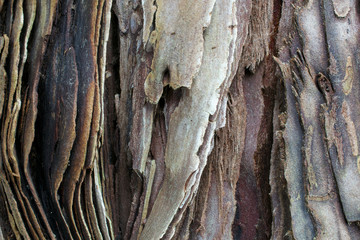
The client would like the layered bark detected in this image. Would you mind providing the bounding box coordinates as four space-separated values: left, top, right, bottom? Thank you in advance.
0 0 360 239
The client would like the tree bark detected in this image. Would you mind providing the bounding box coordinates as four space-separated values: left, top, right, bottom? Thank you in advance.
0 0 359 239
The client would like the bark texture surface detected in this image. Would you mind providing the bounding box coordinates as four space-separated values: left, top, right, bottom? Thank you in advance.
1 0 360 239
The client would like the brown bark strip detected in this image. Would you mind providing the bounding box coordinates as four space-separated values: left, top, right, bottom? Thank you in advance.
0 175 30 240
20 0 58 237
0 35 9 124
74 171 92 239
112 0 143 234
0 1 51 239
85 173 103 240
96 1 114 239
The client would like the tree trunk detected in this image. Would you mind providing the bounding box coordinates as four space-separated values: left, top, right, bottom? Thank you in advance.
0 0 359 239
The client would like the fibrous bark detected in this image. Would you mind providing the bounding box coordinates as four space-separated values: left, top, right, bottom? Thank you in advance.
1 0 360 239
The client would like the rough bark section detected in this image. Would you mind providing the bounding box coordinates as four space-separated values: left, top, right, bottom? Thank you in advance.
269 80 292 240
0 1 48 239
242 0 272 72
322 0 360 222
0 1 113 239
3 0 360 239
136 0 239 238
171 0 250 238
236 63 268 240
188 72 246 240
111 0 161 238
101 12 121 238
271 1 315 239
110 2 137 236
230 0 276 239
272 0 360 239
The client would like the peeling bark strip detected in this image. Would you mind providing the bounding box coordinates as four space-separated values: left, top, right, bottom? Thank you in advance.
139 0 238 238
143 0 216 104
0 0 113 239
2 0 360 239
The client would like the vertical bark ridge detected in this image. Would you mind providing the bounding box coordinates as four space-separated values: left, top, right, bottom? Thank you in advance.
0 1 47 239
271 0 360 239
